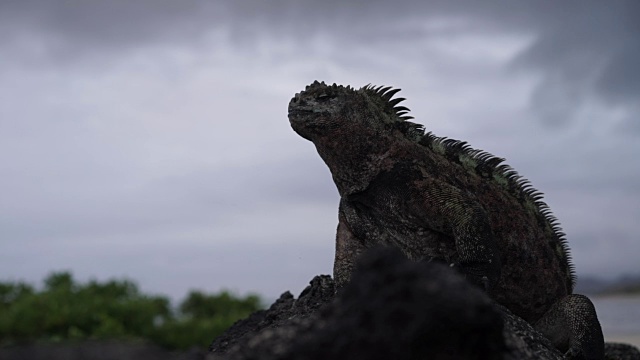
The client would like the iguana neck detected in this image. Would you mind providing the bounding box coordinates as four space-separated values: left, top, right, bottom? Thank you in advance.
314 130 395 197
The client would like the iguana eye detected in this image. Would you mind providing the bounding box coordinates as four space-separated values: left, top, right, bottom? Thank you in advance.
317 93 332 102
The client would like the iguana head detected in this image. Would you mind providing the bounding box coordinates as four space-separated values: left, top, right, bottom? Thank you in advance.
288 80 420 142
288 81 422 195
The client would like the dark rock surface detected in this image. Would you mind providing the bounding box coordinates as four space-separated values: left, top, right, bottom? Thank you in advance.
604 343 640 360
210 247 640 359
0 340 205 360
211 247 504 360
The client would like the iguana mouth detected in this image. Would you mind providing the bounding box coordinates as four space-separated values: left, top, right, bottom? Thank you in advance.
287 102 313 115
287 104 313 123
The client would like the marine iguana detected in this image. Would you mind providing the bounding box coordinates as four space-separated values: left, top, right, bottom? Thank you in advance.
288 81 605 359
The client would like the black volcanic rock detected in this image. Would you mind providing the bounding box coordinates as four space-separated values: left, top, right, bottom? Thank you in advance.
209 247 587 360
0 340 205 360
209 247 640 359
604 343 640 360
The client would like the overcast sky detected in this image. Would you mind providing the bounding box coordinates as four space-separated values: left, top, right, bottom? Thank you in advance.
1 0 638 302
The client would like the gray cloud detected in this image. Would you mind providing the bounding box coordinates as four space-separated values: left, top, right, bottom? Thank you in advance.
0 1 222 46
4 1 637 128
596 45 640 104
507 1 640 128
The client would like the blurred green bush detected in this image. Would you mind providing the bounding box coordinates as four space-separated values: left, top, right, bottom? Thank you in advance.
0 272 262 350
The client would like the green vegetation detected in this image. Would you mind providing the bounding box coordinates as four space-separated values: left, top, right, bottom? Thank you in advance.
0 272 262 350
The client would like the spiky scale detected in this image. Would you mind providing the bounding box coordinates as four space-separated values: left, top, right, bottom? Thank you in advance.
378 86 393 96
389 97 406 106
384 88 402 99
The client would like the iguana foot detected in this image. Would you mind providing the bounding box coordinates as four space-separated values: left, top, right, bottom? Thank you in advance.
534 294 604 360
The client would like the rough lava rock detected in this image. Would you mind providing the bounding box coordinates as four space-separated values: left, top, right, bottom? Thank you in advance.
0 340 205 360
210 247 639 359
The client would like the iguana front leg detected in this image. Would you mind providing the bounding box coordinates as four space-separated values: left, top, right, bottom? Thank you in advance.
534 294 604 360
407 175 502 290
334 204 368 287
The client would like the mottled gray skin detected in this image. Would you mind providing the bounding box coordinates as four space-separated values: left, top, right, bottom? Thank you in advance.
288 81 605 359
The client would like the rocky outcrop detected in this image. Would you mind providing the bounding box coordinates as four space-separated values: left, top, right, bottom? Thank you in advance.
210 247 640 359
0 340 205 360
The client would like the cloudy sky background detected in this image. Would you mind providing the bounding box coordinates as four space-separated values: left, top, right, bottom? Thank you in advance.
1 0 638 302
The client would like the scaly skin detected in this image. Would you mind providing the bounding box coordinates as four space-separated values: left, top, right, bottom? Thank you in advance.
288 81 604 359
